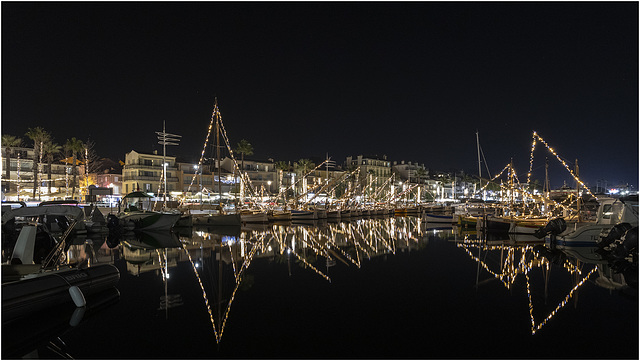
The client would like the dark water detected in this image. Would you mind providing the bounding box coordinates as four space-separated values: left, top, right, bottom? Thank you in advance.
3 217 638 359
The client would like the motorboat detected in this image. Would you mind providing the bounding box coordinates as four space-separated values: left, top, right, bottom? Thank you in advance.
117 191 181 231
1 205 120 322
38 200 108 234
547 197 638 246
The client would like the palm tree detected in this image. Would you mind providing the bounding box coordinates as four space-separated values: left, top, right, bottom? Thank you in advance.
414 167 427 184
236 139 254 173
294 159 314 175
64 137 84 199
43 140 62 195
274 161 290 203
2 134 22 193
25 127 50 199
294 159 314 198
235 139 253 203
274 160 289 188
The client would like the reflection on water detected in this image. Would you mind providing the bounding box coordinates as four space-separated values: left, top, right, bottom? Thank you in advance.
456 232 600 335
179 217 430 343
34 216 636 358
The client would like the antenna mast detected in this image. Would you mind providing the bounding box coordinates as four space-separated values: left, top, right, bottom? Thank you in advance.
156 120 181 208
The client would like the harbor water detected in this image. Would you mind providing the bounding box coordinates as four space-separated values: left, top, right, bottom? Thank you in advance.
3 217 638 359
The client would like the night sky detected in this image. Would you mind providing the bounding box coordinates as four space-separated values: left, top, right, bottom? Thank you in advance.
2 2 638 189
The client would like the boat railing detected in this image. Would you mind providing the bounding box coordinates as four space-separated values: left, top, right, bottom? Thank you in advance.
41 218 79 269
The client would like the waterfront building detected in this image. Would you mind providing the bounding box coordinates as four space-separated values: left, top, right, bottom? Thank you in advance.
178 158 238 199
345 155 391 186
177 160 215 195
306 156 346 200
221 157 276 194
392 160 428 184
123 150 244 202
1 145 85 201
95 159 123 195
122 150 180 197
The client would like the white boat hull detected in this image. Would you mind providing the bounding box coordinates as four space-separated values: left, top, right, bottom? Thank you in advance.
423 213 455 223
118 211 180 231
192 213 241 226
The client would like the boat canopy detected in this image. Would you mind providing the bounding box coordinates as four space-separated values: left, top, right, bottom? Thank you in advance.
1 205 85 225
123 191 152 199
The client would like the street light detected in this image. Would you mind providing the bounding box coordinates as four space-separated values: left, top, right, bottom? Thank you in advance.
194 164 202 204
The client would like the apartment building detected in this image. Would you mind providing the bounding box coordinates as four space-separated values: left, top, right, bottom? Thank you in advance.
1 145 84 201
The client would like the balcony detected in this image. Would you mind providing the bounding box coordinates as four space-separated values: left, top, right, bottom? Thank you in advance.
126 175 179 182
124 164 178 171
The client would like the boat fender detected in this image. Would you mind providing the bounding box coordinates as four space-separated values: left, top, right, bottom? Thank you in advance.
70 306 86 327
69 285 86 307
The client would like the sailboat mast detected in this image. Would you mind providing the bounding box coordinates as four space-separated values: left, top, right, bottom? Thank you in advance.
544 157 550 197
163 120 167 207
476 131 482 183
216 100 222 211
575 159 581 222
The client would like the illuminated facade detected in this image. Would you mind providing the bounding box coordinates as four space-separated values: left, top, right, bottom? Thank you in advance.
1 145 85 201
220 157 276 193
96 172 122 196
123 150 242 198
345 155 391 187
392 160 428 183
122 150 179 196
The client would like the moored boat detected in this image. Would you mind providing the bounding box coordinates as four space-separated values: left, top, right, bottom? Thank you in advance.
548 197 638 246
240 210 269 223
268 209 292 222
326 209 341 220
458 215 479 228
291 209 318 221
424 213 455 224
192 211 242 226
315 208 328 219
509 218 549 235
555 197 638 245
117 191 180 231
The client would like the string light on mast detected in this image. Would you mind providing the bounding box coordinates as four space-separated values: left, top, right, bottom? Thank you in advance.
528 131 597 200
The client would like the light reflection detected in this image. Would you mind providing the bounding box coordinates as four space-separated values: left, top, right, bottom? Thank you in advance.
455 232 600 335
91 214 619 345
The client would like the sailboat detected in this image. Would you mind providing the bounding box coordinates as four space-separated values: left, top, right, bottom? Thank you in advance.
190 99 241 226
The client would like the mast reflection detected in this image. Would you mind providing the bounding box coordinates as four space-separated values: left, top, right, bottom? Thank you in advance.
174 217 430 343
455 231 606 335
